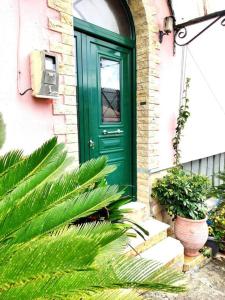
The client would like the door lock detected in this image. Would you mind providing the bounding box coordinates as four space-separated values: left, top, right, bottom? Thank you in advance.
89 139 95 149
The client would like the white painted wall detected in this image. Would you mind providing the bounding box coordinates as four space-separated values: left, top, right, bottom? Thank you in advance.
157 0 225 169
180 20 225 163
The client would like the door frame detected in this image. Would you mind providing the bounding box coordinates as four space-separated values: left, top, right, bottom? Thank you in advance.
73 5 137 198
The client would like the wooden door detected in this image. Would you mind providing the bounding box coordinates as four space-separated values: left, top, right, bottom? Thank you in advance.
75 31 134 196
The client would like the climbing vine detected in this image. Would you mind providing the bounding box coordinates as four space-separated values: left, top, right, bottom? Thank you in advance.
172 78 191 166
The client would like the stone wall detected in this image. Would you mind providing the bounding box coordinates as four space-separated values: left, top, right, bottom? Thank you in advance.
47 0 79 166
128 0 161 217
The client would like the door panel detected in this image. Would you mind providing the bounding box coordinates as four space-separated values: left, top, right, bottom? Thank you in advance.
76 32 133 196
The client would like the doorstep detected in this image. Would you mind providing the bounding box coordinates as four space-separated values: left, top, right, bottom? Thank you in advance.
126 218 169 255
140 237 184 271
183 247 212 272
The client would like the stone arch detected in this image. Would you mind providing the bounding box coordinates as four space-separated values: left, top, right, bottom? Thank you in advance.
128 0 160 216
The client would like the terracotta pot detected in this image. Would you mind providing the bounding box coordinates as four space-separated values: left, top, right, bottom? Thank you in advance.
174 215 208 257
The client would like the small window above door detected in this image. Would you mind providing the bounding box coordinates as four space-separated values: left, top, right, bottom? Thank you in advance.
73 0 131 37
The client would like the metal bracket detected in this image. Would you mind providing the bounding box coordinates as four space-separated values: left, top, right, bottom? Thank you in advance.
159 30 169 43
174 10 225 46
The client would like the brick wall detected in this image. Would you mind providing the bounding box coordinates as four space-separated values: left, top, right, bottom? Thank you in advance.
47 0 79 166
129 0 161 216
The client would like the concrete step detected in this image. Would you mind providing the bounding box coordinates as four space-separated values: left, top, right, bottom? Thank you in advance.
122 202 148 222
140 237 184 271
183 247 212 272
127 218 169 256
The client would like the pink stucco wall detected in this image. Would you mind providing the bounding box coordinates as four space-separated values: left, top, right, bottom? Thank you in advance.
0 0 58 154
153 0 182 169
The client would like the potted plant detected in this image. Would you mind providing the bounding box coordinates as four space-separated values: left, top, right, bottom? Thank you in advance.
152 167 211 257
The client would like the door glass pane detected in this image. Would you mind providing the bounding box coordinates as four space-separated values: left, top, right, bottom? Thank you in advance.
73 0 131 37
100 59 120 123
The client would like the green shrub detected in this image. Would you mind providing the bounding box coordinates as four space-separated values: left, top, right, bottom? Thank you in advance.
209 202 225 251
209 171 225 251
152 167 211 220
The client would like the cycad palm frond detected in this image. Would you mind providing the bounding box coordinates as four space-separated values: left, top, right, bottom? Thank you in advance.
0 144 115 245
0 139 186 299
0 253 185 299
0 139 68 215
0 138 58 195
78 290 141 300
0 113 5 150
0 185 124 245
0 150 23 175
0 223 127 285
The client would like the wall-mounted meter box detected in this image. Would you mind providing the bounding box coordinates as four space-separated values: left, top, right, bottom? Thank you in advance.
30 50 59 99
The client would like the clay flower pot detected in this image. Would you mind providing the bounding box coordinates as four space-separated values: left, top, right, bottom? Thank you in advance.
174 216 208 257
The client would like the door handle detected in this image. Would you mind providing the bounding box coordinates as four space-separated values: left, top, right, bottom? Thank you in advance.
102 129 124 135
89 139 95 149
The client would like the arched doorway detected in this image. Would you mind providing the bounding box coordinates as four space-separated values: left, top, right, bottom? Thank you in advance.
73 0 136 197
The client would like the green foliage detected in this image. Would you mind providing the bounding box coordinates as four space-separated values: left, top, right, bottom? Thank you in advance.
199 246 211 258
172 78 191 166
209 172 225 251
0 113 6 149
209 201 225 251
0 138 186 299
74 175 149 239
155 78 210 221
211 171 225 198
152 167 211 220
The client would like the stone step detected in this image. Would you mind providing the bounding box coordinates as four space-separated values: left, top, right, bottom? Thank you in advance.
140 237 184 271
126 218 169 256
122 202 148 222
183 247 212 272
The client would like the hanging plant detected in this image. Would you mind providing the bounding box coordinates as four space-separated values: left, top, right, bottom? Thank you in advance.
172 78 191 166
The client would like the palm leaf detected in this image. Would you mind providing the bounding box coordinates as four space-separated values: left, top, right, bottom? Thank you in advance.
0 139 186 299
66 290 142 300
108 198 149 238
0 156 116 241
69 222 128 248
0 255 185 299
0 113 5 149
3 186 123 244
84 290 142 300
0 142 68 217
0 138 58 197
0 222 126 268
0 236 97 286
0 150 23 175
0 222 126 284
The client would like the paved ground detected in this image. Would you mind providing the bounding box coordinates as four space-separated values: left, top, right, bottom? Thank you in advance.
145 255 225 300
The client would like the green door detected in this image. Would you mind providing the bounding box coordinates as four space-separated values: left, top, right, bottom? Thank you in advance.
75 31 134 196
